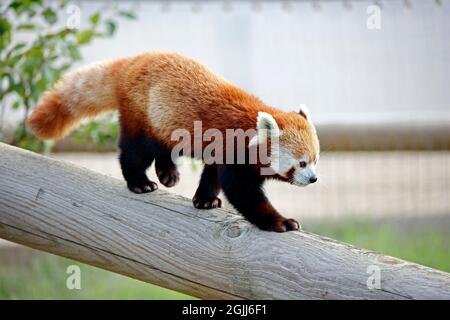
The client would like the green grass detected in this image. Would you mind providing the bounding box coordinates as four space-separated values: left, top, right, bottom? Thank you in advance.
307 216 450 273
0 216 448 299
0 254 195 300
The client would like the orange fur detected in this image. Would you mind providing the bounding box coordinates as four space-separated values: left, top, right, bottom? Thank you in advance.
28 58 127 140
28 52 318 162
27 90 75 140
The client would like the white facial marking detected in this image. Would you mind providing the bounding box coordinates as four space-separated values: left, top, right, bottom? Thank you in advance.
271 148 318 186
273 146 296 176
289 155 317 186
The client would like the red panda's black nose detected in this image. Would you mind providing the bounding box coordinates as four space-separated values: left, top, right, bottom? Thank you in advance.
309 176 318 184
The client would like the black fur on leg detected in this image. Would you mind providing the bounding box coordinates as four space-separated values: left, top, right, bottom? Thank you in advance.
155 150 180 188
219 164 300 232
119 135 163 194
193 164 222 209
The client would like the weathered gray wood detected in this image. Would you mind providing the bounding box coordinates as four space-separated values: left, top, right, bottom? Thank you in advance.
0 142 449 299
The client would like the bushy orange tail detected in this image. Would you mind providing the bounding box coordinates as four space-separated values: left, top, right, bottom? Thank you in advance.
27 90 78 140
28 58 127 140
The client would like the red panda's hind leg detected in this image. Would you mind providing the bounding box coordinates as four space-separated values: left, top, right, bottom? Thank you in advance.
119 136 160 193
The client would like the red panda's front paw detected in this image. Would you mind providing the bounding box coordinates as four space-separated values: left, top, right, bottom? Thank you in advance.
127 181 158 194
156 168 180 188
281 218 301 232
258 217 301 232
192 195 222 209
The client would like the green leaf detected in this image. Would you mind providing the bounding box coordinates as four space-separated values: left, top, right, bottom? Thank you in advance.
27 8 37 18
11 101 20 110
43 8 57 25
44 28 72 40
15 82 26 96
35 74 48 92
89 13 101 26
5 43 27 59
105 20 116 36
76 29 95 44
118 10 137 20
16 24 36 30
9 0 43 16
27 45 44 60
21 57 40 75
9 0 25 13
59 0 69 8
0 17 12 50
67 43 81 60
0 17 12 35
59 63 72 73
42 65 59 86
6 52 23 66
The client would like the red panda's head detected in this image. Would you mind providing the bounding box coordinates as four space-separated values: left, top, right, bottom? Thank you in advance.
249 107 320 186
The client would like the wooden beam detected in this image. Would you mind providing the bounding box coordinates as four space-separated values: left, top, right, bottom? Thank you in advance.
0 143 449 299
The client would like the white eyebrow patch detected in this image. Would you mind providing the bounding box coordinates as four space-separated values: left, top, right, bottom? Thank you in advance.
298 155 310 165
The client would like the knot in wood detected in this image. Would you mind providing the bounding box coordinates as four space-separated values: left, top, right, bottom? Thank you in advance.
226 223 242 238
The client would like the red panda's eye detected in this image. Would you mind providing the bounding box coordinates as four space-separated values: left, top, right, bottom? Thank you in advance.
299 161 307 168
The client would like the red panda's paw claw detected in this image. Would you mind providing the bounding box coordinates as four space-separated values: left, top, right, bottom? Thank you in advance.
192 195 222 209
128 181 158 194
264 217 301 233
156 169 180 188
284 218 301 231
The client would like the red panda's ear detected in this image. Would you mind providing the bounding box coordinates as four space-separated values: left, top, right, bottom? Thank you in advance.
298 104 311 121
299 109 308 119
249 112 280 147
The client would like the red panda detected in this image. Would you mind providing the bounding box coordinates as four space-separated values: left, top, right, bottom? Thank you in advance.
28 52 320 232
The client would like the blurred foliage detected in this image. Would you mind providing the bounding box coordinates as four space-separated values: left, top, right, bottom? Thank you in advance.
0 253 195 299
72 113 119 147
0 0 136 152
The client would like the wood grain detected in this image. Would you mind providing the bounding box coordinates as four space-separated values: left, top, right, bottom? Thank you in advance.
0 142 449 299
